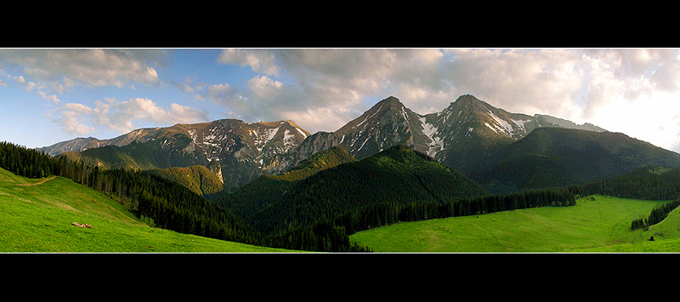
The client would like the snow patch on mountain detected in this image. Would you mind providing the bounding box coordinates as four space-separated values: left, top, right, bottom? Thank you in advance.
511 118 529 132
251 126 280 153
283 129 296 148
356 104 383 129
399 105 409 121
266 126 279 143
484 122 499 134
296 127 308 138
357 136 370 152
487 110 514 135
419 116 443 157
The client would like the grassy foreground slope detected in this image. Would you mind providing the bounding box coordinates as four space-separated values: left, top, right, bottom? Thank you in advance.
0 168 290 253
350 195 678 252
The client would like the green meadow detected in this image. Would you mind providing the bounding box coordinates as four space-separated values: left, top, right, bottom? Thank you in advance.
350 195 680 252
0 168 293 253
5 163 680 253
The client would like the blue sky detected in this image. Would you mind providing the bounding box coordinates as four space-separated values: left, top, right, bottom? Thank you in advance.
2 48 680 153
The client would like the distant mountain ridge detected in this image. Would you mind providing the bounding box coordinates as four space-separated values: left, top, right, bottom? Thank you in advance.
38 119 310 189
37 94 680 193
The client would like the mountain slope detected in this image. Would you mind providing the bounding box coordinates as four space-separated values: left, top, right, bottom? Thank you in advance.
228 145 490 233
334 96 423 159
263 96 425 174
39 119 311 190
219 146 357 222
150 165 224 196
478 128 680 193
414 95 608 178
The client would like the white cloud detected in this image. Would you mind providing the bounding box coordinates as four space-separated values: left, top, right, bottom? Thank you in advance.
52 103 95 135
38 91 60 104
0 49 164 88
206 83 251 116
12 75 40 91
247 75 283 100
91 97 208 132
443 49 586 119
207 83 232 96
217 49 280 76
279 107 355 136
170 75 205 94
51 98 208 135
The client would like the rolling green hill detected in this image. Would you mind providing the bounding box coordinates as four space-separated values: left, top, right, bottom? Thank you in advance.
0 167 292 252
349 195 676 252
218 146 358 225
577 201 680 252
223 145 490 234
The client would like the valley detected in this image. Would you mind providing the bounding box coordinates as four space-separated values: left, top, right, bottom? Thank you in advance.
349 195 680 252
5 94 680 253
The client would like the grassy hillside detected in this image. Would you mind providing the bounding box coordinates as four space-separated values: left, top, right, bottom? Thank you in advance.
577 202 680 252
350 195 676 252
0 167 292 252
150 165 224 196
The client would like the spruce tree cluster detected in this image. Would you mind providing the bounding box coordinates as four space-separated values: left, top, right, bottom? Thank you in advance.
630 199 680 230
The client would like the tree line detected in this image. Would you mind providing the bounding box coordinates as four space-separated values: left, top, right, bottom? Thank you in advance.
264 187 576 252
630 199 680 230
565 166 680 231
336 187 576 235
566 167 680 201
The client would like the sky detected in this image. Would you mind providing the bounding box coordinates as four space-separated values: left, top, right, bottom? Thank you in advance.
2 48 680 153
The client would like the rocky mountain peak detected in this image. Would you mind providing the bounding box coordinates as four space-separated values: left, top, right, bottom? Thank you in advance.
449 94 485 109
378 95 404 107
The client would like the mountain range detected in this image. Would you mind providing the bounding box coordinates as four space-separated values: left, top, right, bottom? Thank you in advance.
41 119 310 189
37 94 680 193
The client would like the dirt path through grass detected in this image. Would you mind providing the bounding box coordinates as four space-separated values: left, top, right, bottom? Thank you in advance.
15 176 56 187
